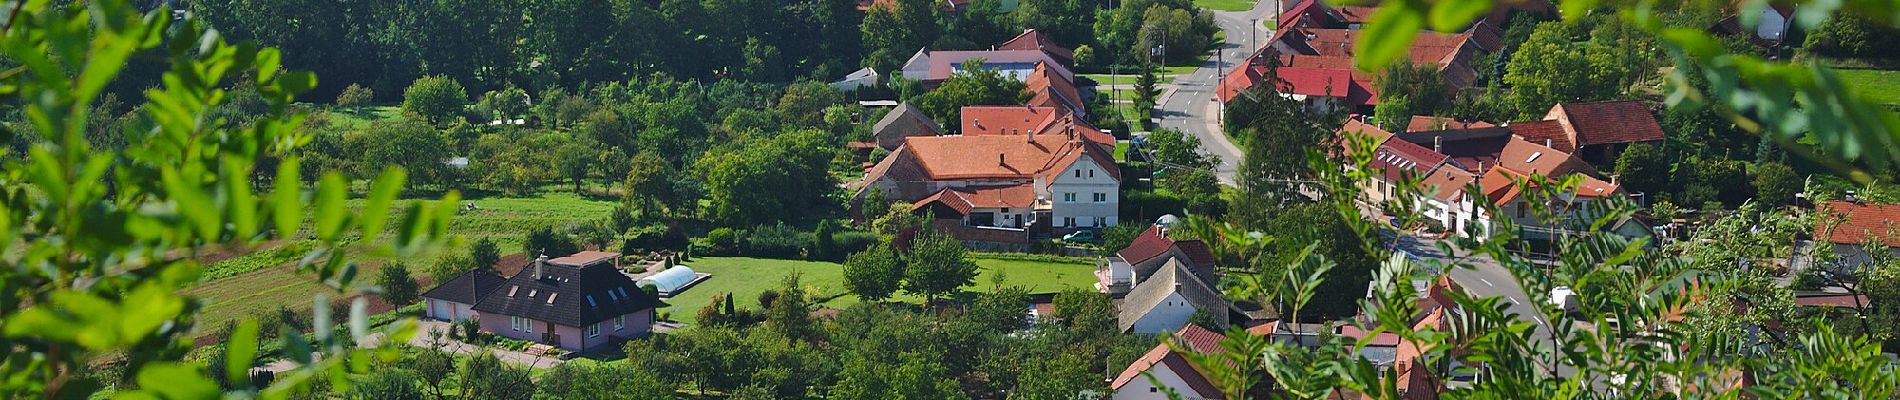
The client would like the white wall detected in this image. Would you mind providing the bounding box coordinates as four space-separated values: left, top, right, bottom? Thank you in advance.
426 300 476 322
967 206 1031 228
1129 292 1196 334
1050 156 1120 228
1113 361 1219 400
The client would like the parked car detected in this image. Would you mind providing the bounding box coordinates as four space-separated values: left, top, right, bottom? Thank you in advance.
1061 230 1096 244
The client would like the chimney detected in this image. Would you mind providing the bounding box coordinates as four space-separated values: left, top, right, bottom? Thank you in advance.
1545 138 1552 148
1027 126 1035 141
975 119 982 131
1433 136 1443 153
999 153 1007 165
533 254 548 279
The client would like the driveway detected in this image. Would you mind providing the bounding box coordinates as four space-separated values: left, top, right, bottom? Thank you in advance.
1157 0 1276 185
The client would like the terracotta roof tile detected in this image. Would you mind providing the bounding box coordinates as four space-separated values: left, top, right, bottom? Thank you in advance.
998 29 1075 66
1406 116 1494 133
910 184 1038 216
895 134 1120 183
1109 324 1229 397
962 106 1061 136
1816 201 1900 246
1507 120 1573 152
1371 138 1450 182
1419 166 1478 202
1549 101 1665 146
1118 226 1177 266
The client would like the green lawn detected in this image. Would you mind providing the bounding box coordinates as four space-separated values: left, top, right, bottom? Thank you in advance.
192 193 620 334
1097 87 1139 102
1193 0 1252 10
320 105 405 129
1835 68 1900 108
658 255 1098 325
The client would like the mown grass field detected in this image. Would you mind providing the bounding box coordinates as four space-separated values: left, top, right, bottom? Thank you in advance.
1835 68 1900 108
1194 0 1254 12
658 255 1099 325
191 193 621 334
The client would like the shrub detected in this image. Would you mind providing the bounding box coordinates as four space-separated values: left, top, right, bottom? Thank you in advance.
833 231 880 255
706 227 742 255
742 223 812 259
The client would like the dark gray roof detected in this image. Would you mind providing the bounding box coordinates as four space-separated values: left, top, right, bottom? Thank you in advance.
1118 259 1232 331
471 258 656 327
420 270 508 305
873 103 942 150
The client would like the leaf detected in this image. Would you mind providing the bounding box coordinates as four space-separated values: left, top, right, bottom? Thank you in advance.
224 156 258 241
225 318 260 387
1427 0 1491 32
314 172 347 241
272 157 302 238
1355 2 1424 72
132 363 220 400
357 167 406 242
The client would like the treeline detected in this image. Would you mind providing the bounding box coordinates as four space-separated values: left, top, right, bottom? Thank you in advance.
187 0 863 100
861 0 1220 72
302 278 1150 400
295 76 862 226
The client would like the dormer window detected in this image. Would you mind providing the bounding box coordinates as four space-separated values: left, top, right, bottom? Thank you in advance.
1526 152 1542 163
608 289 619 301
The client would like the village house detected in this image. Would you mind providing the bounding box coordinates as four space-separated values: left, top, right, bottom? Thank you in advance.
901 48 1074 86
423 251 660 353
1117 259 1234 334
1338 101 1662 242
1109 324 1231 399
421 269 508 322
1099 225 1218 297
1798 200 1900 275
871 103 943 151
857 133 1121 241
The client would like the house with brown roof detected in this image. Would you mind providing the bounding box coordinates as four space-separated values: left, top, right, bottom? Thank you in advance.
1100 225 1219 296
1109 324 1231 399
421 269 507 322
900 48 1074 86
872 103 943 151
1117 258 1235 334
858 133 1122 239
457 251 659 352
1531 101 1666 166
998 29 1075 66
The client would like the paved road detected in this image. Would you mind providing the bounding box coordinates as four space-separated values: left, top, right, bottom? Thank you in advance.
1155 0 1273 185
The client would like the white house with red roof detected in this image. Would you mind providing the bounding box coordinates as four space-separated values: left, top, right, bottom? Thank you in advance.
1100 225 1219 296
1110 324 1230 399
1337 101 1660 241
857 133 1121 241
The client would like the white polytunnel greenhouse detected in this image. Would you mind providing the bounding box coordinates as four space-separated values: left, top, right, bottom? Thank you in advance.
638 266 700 297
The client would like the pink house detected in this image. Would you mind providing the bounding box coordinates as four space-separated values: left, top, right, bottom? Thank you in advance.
452 251 657 352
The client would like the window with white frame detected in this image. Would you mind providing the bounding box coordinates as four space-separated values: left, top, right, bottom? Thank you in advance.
615 315 626 330
510 316 522 331
1092 193 1106 202
587 323 601 338
1063 192 1075 202
1063 217 1075 226
1094 217 1106 226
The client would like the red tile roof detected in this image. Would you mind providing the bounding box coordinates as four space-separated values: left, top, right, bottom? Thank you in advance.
1794 293 1871 308
1118 226 1178 266
1371 137 1450 182
893 134 1121 183
1815 201 1900 246
1109 324 1227 398
1507 120 1574 152
998 29 1075 66
1024 61 1084 115
1406 116 1494 132
909 184 1038 216
1419 166 1478 202
959 105 1115 146
962 106 1061 136
1335 325 1402 346
1548 101 1665 146
1338 118 1397 157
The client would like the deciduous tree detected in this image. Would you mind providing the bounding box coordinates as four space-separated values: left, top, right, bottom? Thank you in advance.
402 75 469 124
844 243 905 301
902 230 977 304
